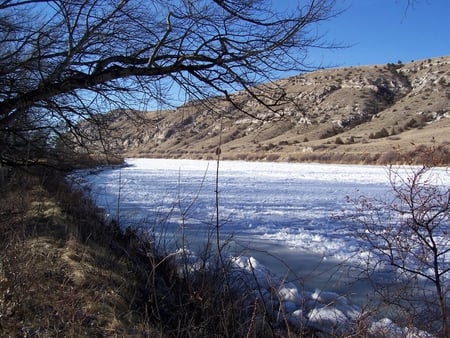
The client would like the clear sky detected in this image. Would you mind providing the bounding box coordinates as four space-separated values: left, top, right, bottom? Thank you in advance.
303 0 450 68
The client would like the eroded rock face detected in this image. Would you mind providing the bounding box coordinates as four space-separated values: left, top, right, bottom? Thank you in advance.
77 56 450 163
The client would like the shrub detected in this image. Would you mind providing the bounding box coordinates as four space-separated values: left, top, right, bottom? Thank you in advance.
335 137 344 145
320 126 342 139
369 127 389 139
265 153 280 161
377 150 402 164
347 165 450 336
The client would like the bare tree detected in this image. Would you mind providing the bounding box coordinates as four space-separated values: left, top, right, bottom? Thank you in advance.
348 164 450 336
0 0 337 167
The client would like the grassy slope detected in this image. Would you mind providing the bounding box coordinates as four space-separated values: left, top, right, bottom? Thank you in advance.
0 168 157 336
83 56 450 165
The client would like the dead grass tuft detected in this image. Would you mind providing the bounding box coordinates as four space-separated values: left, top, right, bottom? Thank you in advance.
0 168 151 336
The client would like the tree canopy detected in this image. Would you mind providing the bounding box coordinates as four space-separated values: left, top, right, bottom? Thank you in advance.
0 0 337 167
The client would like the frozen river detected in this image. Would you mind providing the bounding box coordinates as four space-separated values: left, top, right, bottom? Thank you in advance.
73 158 421 300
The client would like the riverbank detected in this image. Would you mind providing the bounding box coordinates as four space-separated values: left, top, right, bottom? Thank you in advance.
0 167 154 335
0 167 319 336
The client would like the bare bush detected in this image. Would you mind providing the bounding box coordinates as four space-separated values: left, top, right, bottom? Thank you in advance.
347 165 450 336
377 150 403 164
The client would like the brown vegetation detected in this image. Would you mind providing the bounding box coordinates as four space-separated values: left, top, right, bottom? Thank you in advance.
0 167 317 337
0 168 150 336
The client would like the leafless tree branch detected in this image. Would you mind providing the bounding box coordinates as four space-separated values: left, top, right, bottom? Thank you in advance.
0 0 338 166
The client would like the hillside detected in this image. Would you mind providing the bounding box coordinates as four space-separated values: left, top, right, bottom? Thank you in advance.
81 56 450 165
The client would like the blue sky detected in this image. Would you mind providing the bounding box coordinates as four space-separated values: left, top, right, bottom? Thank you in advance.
303 0 450 67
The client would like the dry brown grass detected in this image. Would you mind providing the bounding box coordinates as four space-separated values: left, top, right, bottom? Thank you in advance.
0 168 154 336
0 167 317 337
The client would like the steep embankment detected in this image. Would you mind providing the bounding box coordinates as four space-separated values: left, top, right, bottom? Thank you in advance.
81 56 450 164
